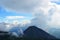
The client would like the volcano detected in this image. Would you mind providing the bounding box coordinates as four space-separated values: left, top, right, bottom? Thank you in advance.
23 26 57 40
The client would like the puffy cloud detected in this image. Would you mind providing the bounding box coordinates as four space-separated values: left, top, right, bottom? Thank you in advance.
49 13 60 26
21 20 31 26
0 0 49 27
0 0 59 27
49 3 60 28
31 13 47 29
12 20 21 25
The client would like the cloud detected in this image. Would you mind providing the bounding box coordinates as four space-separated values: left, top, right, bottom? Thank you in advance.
0 0 49 13
48 3 60 27
12 20 21 25
0 0 60 30
21 20 31 26
2 16 26 24
28 0 60 30
0 0 49 26
0 0 59 27
6 16 25 19
31 13 47 29
0 0 54 28
0 22 12 31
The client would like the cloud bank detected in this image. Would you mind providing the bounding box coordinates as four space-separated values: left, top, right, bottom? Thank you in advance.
48 3 60 27
0 0 49 28
0 0 60 31
0 0 49 13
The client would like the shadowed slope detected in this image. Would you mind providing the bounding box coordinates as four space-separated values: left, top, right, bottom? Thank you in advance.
23 26 57 40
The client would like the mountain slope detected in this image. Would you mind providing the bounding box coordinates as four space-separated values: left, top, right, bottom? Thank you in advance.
23 26 57 40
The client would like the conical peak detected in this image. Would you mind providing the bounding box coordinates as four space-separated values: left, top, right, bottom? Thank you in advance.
28 26 37 28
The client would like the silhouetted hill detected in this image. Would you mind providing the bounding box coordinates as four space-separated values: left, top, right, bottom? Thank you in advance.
0 31 9 36
23 26 57 40
0 31 8 33
0 31 20 40
0 31 10 40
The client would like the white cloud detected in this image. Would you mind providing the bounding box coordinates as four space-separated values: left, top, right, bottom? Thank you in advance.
48 3 60 27
2 16 26 24
0 0 52 28
6 16 25 19
0 0 49 28
21 20 31 25
31 13 47 28
48 4 60 29
12 20 20 25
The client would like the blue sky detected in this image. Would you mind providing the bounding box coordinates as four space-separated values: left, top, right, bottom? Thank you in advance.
0 7 32 23
0 7 32 17
51 0 60 5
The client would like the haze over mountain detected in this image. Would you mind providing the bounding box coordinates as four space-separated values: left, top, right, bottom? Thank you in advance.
0 22 60 38
48 28 60 38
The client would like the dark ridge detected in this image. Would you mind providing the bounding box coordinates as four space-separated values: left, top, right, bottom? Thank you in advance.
0 31 9 36
23 26 57 40
0 31 8 33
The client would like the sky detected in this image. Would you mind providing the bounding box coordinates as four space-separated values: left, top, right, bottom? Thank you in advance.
0 0 60 31
0 7 32 24
0 0 60 38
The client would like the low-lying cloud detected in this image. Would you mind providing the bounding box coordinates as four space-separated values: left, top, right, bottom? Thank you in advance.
6 16 25 19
